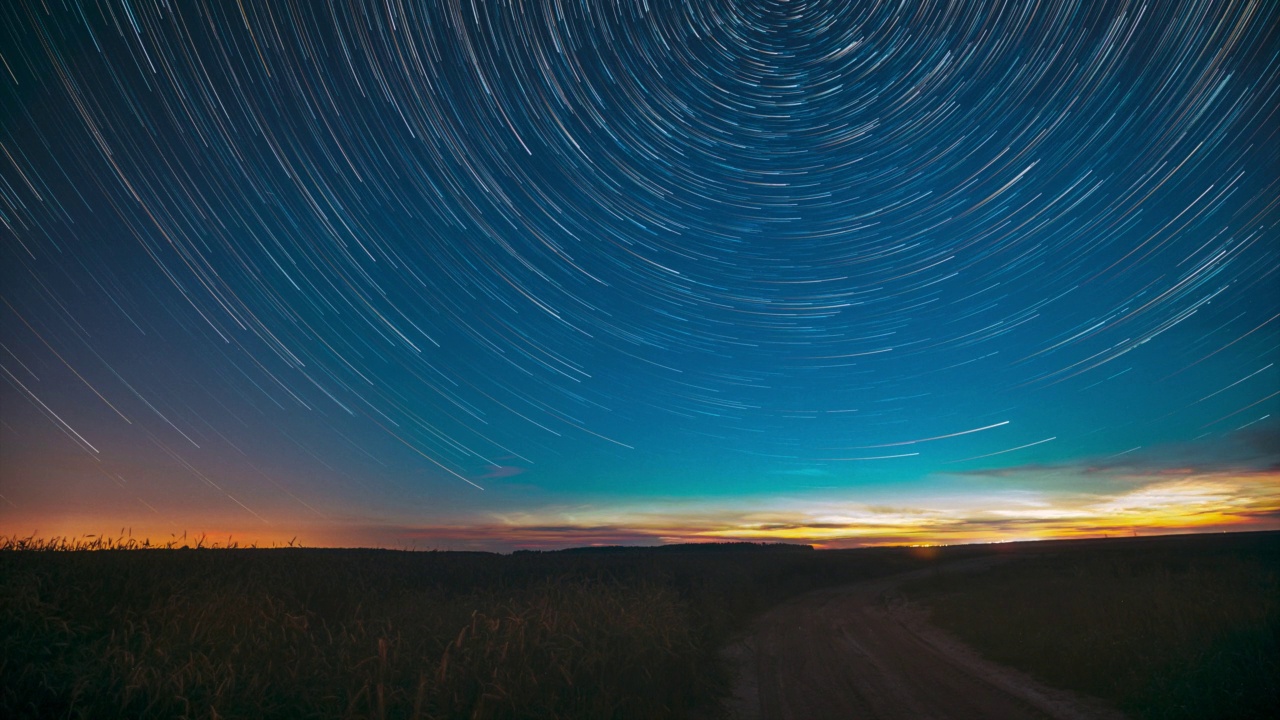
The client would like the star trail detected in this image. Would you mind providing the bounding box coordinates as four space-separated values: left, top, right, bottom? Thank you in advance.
2 0 1278 549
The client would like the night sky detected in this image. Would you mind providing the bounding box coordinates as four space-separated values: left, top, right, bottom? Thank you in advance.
2 0 1278 550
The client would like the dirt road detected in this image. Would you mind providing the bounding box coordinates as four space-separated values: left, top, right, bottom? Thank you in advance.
718 558 1126 720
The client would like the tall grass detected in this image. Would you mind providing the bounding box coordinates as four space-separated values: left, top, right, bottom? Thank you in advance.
16 532 1264 718
0 535 939 719
903 533 1280 720
0 530 298 551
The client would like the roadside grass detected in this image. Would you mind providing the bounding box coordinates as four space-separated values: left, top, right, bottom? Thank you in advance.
1 535 946 719
903 532 1280 720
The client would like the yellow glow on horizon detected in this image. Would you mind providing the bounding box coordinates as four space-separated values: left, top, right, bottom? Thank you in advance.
9 470 1278 551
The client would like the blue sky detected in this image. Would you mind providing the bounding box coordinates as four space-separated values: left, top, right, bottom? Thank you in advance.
2 0 1277 550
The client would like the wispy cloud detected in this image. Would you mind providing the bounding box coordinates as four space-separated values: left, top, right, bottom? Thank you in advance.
34 442 1277 552
473 464 527 481
357 464 1280 551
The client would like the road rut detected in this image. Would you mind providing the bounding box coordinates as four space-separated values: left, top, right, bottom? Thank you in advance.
719 559 1126 720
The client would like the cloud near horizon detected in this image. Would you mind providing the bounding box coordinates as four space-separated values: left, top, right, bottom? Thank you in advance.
9 443 1277 552
364 464 1280 551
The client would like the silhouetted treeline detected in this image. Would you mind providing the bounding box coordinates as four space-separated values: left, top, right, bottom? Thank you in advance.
518 541 814 555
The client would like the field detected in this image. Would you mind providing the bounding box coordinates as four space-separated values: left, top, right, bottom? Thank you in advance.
903 532 1280 719
0 536 957 719
2 532 1275 719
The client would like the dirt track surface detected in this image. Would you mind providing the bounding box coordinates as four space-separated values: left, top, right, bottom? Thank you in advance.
718 558 1127 720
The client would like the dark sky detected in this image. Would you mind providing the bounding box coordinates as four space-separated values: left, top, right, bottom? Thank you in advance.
1 0 1277 550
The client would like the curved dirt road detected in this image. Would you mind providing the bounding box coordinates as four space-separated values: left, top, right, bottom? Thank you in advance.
719 559 1126 720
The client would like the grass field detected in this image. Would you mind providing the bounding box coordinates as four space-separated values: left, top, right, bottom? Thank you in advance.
903 532 1280 720
4 532 1275 719
1 535 956 719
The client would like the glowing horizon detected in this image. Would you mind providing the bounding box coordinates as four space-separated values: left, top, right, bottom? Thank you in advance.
12 464 1278 552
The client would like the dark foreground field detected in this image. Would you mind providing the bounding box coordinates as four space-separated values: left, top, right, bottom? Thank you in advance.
0 537 956 719
2 532 1275 719
902 532 1279 720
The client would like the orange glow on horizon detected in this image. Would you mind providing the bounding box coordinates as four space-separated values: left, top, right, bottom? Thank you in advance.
8 470 1278 552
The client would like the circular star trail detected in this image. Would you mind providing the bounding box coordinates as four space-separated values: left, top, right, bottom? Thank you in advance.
1 0 1277 540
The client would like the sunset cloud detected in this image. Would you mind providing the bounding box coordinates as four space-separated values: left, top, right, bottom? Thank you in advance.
351 464 1280 551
